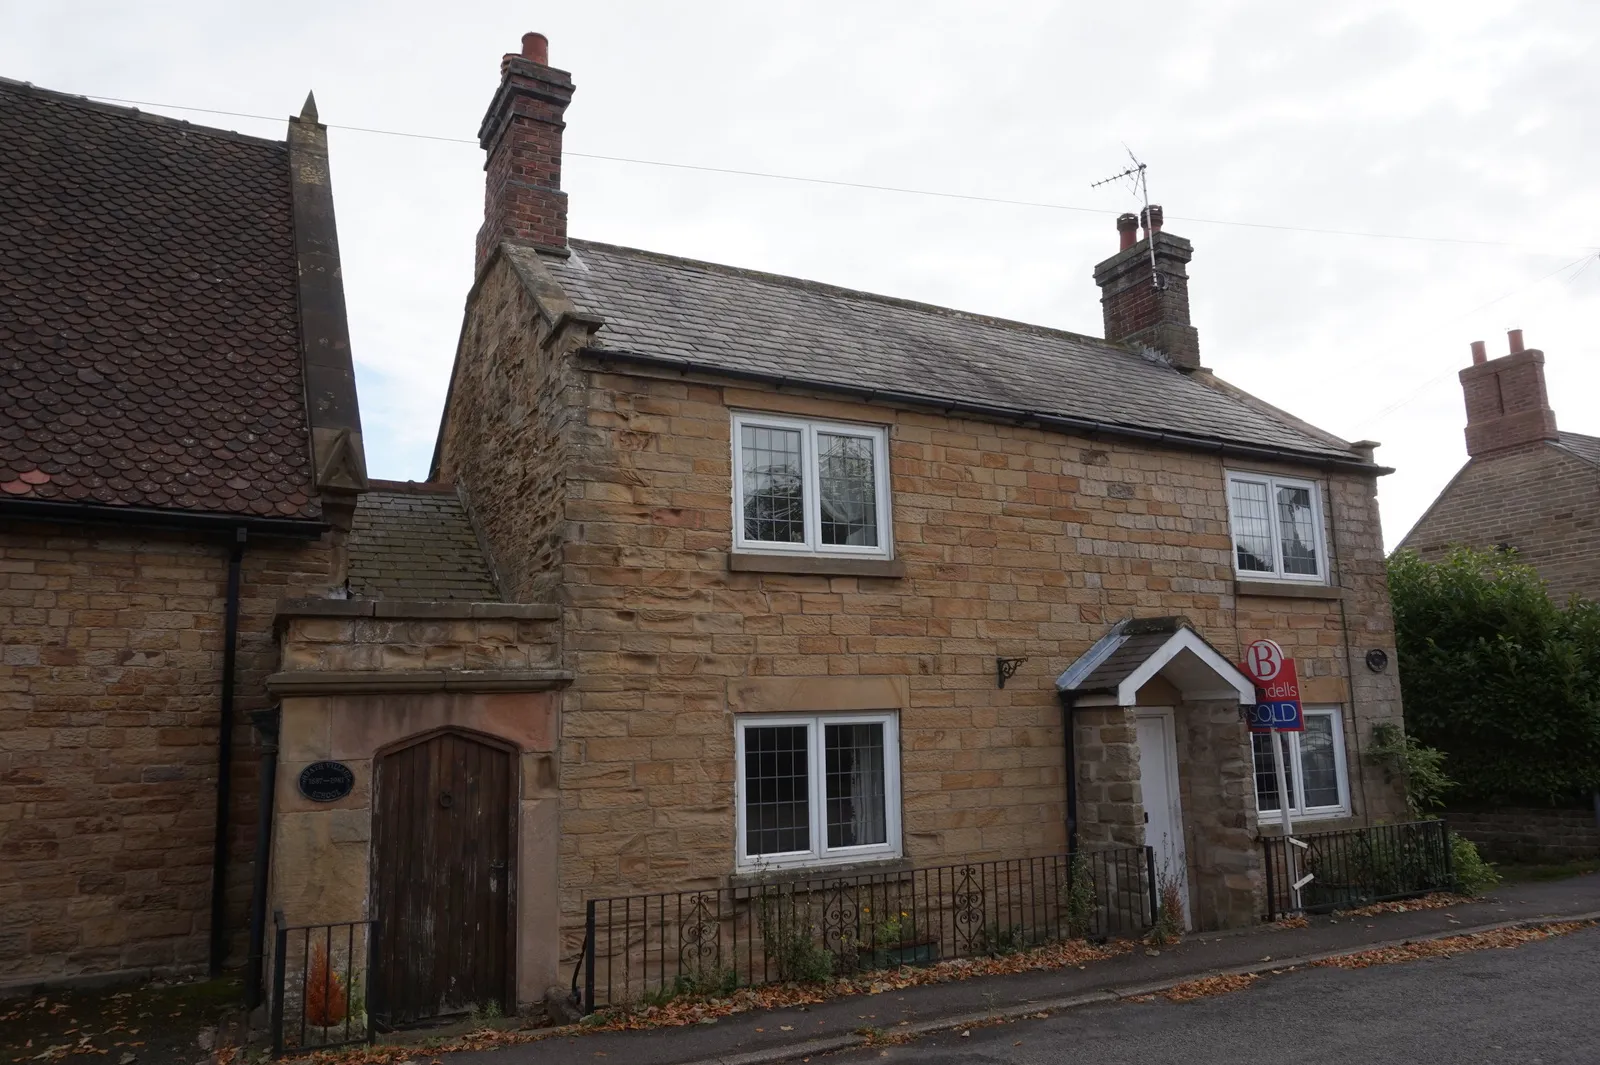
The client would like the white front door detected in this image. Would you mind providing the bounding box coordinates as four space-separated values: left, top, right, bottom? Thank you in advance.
1136 708 1190 929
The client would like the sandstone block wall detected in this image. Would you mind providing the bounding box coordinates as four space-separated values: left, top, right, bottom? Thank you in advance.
0 521 333 989
278 608 560 674
436 259 1410 947
1399 443 1600 604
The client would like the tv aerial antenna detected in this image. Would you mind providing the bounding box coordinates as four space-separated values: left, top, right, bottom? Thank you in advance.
1091 148 1162 287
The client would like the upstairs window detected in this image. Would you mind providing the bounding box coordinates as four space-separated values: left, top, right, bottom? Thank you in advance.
732 414 891 558
1225 471 1327 582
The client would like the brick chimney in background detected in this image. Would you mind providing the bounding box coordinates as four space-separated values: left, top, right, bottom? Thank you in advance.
1093 206 1201 369
1459 328 1560 457
476 32 574 270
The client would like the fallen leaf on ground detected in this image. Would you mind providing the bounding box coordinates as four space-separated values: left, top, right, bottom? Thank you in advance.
1312 920 1596 970
1158 973 1260 1002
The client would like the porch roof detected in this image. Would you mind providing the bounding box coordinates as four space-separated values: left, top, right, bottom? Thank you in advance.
1056 617 1255 705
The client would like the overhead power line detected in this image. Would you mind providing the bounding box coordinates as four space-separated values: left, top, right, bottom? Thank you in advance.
81 93 1598 254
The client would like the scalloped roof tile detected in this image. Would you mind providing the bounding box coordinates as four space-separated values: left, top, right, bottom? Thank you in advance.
0 79 319 518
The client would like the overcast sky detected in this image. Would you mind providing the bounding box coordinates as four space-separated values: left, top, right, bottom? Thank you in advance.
5 0 1596 548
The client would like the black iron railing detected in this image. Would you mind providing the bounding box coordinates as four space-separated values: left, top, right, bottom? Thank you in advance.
270 913 378 1057
1263 819 1453 920
573 846 1155 1013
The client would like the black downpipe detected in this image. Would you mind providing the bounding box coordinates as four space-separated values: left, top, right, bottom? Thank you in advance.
209 527 248 977
1058 691 1079 853
244 706 281 1009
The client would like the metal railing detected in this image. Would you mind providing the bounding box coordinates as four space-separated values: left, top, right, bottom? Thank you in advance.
1263 819 1453 920
573 846 1155 1013
270 913 378 1057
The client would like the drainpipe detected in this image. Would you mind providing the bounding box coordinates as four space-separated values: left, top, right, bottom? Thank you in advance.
1324 484 1371 824
1058 691 1079 853
209 527 248 977
244 706 281 1009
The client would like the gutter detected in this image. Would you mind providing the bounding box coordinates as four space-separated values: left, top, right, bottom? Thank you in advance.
0 498 326 539
209 527 248 977
579 347 1394 476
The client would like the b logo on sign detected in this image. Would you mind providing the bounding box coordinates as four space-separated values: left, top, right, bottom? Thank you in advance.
1244 639 1284 683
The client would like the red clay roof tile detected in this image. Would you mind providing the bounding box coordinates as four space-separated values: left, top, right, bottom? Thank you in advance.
0 80 320 519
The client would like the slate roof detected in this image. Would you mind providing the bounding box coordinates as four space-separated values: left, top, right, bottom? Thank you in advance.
1057 617 1188 694
0 79 319 518
1556 431 1600 469
346 482 499 601
543 240 1362 463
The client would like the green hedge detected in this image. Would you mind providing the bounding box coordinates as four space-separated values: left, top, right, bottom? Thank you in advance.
1387 547 1600 806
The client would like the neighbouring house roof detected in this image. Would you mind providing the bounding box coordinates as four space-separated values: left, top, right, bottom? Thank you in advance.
1555 431 1600 469
0 79 352 521
346 482 499 601
541 239 1367 466
1057 617 1254 705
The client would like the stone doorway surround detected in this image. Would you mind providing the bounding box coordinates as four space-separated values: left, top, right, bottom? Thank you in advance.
1057 617 1260 929
263 598 571 1008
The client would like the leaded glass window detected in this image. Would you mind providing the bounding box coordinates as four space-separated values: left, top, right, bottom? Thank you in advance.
1225 471 1326 581
732 414 891 558
736 714 900 869
1249 708 1349 819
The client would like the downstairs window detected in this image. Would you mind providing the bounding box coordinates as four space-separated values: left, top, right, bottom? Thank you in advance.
735 713 901 870
1251 706 1351 820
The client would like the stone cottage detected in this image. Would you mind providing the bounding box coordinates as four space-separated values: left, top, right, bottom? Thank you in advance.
264 32 1409 1015
0 81 367 991
1397 330 1600 604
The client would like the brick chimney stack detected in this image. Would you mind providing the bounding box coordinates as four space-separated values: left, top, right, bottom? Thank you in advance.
1459 328 1559 457
1092 205 1201 369
476 32 574 270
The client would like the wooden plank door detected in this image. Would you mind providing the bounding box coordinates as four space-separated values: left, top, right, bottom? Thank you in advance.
371 730 514 1026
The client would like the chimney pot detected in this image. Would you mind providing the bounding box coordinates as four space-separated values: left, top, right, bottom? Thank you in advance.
1116 213 1139 251
1507 328 1524 354
1470 340 1487 365
521 32 548 64
1141 204 1164 237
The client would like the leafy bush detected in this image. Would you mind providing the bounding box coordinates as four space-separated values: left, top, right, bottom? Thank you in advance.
1387 547 1600 806
1450 832 1501 895
757 890 835 983
1368 723 1454 817
1063 852 1097 939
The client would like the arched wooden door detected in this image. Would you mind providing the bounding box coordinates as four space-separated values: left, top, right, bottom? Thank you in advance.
371 729 515 1026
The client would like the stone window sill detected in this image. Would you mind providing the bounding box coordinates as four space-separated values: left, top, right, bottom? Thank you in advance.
727 552 905 579
727 855 913 889
1234 580 1345 601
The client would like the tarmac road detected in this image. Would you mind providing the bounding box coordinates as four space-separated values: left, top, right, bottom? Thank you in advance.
838 924 1600 1065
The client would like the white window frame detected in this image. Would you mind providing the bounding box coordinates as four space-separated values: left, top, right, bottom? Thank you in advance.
1224 470 1328 583
1252 706 1351 822
734 712 902 871
731 412 892 559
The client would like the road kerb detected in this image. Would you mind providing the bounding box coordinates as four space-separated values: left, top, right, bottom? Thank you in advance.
683 909 1600 1065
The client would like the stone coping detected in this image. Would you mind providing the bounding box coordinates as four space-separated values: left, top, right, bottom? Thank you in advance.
727 552 906 578
265 668 574 695
1233 580 1346 601
276 597 560 620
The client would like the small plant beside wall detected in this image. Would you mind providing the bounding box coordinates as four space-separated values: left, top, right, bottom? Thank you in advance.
1147 873 1185 948
757 888 835 984
1063 851 1097 939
